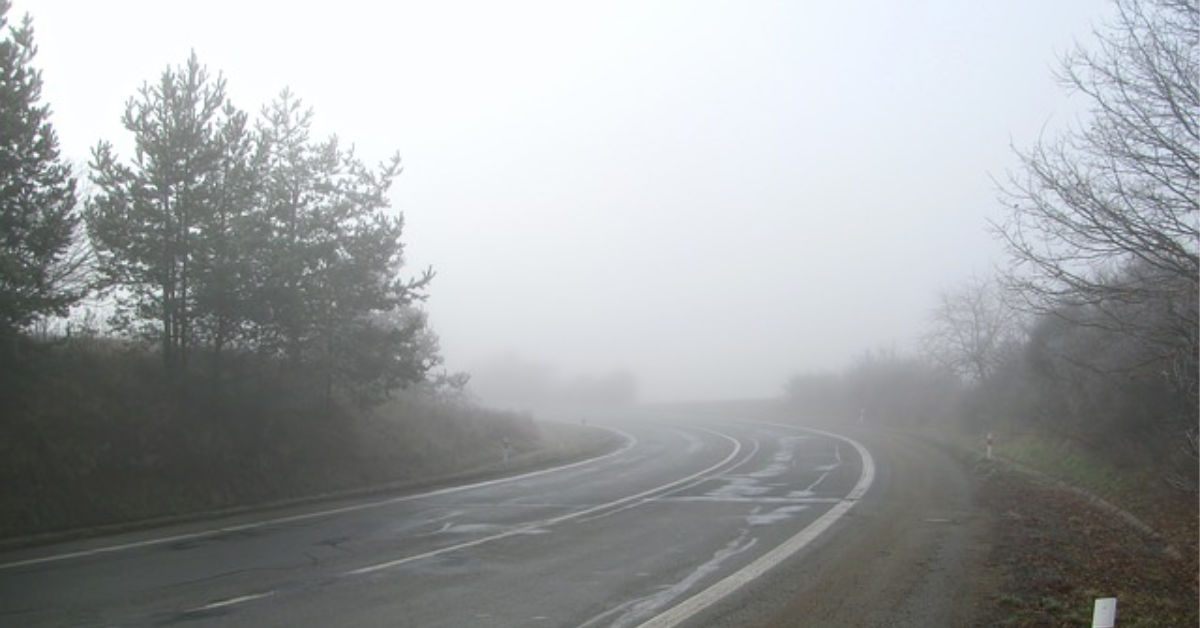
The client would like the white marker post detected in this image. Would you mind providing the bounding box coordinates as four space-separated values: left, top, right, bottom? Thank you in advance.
985 432 994 460
1092 597 1117 628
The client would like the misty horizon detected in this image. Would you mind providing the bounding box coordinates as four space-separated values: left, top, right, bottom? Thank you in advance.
23 0 1111 402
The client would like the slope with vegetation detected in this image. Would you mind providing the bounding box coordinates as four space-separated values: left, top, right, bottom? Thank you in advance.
0 1 612 542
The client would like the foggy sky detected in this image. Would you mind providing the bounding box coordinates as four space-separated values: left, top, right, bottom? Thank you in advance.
23 0 1108 402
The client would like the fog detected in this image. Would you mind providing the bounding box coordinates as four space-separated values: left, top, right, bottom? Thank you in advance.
23 0 1108 402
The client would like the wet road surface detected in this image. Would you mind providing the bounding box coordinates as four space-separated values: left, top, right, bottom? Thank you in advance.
0 410 871 627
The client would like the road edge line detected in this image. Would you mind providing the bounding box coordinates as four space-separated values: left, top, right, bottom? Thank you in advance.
637 422 875 628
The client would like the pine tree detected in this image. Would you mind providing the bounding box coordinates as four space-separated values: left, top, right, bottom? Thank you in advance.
256 90 317 363
256 90 433 400
192 103 265 364
87 53 231 373
88 62 436 398
0 1 84 335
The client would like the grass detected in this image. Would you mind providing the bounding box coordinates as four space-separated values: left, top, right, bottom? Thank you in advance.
994 431 1196 554
999 434 1140 501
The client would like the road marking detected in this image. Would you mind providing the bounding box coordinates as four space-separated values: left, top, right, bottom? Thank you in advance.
658 496 841 504
746 504 809 526
580 529 759 628
637 422 875 628
575 433 761 524
183 590 275 613
0 426 638 571
802 441 842 493
343 426 744 576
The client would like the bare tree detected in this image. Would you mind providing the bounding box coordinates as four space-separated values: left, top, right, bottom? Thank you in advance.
994 0 1197 331
994 0 1197 480
923 276 1023 383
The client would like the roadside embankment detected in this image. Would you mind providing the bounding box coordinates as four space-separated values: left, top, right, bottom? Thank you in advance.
0 389 622 550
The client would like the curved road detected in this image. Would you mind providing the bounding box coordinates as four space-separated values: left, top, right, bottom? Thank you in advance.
0 411 877 627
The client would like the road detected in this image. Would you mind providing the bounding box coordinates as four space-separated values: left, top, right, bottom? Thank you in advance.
0 410 978 628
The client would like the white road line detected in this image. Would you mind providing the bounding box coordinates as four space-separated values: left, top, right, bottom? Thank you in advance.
184 590 275 613
0 425 638 571
576 433 762 525
344 426 744 576
637 422 875 628
802 441 843 493
659 496 841 504
579 530 760 628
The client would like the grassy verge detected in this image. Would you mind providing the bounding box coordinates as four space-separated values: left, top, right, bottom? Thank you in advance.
902 423 1198 626
973 458 1198 627
905 422 1195 554
1001 434 1144 504
993 433 1197 557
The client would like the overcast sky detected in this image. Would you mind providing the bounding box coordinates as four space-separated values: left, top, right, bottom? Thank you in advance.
21 0 1109 402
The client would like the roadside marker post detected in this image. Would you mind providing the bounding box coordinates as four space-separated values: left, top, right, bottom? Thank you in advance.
985 432 994 460
1092 597 1117 628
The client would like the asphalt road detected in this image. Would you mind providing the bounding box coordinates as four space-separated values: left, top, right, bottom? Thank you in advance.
0 410 876 627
